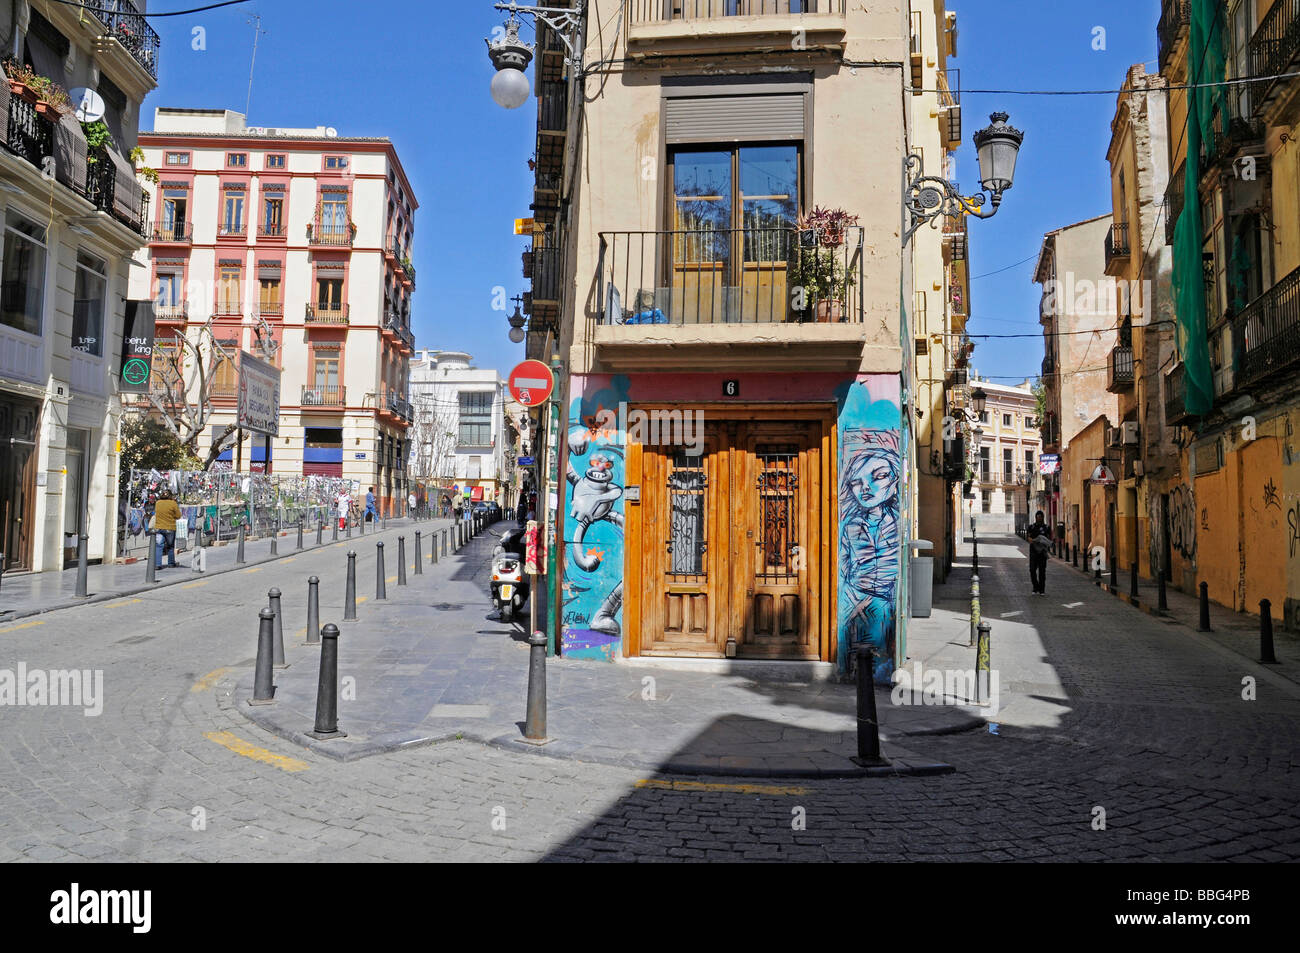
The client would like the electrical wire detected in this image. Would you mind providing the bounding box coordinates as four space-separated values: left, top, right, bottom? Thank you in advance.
969 253 1039 280
45 0 250 15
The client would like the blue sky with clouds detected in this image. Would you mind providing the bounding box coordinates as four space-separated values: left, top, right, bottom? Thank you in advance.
142 0 1163 381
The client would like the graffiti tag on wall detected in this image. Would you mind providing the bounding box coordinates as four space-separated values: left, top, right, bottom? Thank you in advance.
1168 484 1196 560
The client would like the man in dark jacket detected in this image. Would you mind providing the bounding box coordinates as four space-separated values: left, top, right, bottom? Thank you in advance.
1026 510 1051 595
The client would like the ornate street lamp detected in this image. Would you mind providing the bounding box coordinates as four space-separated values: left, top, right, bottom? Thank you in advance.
507 299 527 344
970 386 988 418
904 112 1025 245
486 3 585 110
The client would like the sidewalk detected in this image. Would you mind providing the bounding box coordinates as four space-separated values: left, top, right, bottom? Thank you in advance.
230 528 976 778
0 516 452 623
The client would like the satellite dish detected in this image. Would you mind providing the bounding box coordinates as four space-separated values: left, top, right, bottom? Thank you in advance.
69 88 105 123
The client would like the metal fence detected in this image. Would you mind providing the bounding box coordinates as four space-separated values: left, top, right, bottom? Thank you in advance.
119 469 357 559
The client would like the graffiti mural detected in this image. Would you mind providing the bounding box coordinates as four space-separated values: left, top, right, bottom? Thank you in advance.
1288 502 1300 560
1168 484 1196 560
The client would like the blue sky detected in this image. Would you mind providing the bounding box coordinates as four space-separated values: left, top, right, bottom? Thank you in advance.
142 0 1163 381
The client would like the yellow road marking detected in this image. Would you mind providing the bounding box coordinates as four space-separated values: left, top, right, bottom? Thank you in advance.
181 580 210 590
190 667 232 693
387 576 397 583
634 779 809 796
104 599 143 609
0 620 46 634
356 596 368 605
203 731 310 773
246 568 262 574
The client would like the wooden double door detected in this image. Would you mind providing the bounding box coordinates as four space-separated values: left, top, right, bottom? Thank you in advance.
627 412 830 661
0 395 40 572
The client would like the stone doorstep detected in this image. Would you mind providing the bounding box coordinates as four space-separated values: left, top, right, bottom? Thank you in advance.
615 655 839 682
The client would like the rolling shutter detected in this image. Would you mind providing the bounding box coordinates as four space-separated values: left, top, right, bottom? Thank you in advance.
665 93 805 143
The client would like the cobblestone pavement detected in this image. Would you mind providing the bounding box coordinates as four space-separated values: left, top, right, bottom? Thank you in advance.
0 531 1297 861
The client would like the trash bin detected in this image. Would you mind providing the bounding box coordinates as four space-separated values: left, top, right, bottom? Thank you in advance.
910 539 934 618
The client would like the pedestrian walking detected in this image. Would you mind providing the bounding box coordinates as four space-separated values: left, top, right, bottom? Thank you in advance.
153 489 182 570
336 490 352 531
1027 509 1051 595
365 486 378 523
408 491 416 517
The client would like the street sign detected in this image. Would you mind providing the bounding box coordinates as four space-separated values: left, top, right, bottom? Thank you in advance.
514 218 535 235
237 350 282 437
117 300 155 394
1090 463 1117 484
518 456 536 466
507 360 555 407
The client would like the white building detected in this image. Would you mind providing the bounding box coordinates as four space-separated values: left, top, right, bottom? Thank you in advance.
965 378 1042 531
408 350 510 510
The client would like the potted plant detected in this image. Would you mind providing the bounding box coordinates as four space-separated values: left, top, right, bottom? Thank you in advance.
29 75 70 119
787 236 856 322
3 59 37 102
82 120 113 164
798 206 860 248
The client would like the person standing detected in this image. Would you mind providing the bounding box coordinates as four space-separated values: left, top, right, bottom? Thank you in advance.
153 490 182 570
336 491 352 531
407 491 416 517
1027 509 1051 595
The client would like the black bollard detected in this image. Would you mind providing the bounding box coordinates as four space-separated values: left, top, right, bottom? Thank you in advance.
306 576 321 646
972 536 979 574
250 607 276 705
414 531 423 575
1072 543 1078 568
146 533 157 583
397 537 407 586
317 517 323 546
332 518 338 542
1109 557 1117 589
433 531 440 564
1158 571 1168 611
297 518 304 550
853 645 887 766
1198 581 1212 631
237 524 246 563
75 534 89 598
269 587 286 669
346 517 352 539
523 629 549 742
308 623 347 739
0 551 4 595
442 529 447 557
376 542 387 600
1260 599 1277 664
1130 562 1139 599
344 551 357 621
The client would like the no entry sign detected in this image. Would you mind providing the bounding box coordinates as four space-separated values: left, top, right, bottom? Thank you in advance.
508 360 554 407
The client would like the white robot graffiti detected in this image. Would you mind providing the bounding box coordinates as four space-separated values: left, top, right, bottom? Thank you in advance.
567 429 623 572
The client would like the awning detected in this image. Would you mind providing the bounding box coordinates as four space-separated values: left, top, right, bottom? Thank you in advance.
104 145 143 223
54 112 88 194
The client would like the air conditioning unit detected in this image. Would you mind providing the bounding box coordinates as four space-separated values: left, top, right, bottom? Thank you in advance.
1121 421 1141 445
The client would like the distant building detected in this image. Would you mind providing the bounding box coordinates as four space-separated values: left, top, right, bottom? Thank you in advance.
128 108 418 515
964 379 1042 532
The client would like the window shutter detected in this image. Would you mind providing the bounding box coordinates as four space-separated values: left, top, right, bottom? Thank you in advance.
665 93 805 143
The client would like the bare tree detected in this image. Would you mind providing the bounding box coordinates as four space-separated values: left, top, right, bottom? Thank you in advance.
411 391 458 487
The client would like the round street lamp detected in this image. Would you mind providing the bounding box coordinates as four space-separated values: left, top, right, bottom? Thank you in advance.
971 386 988 418
486 16 534 110
972 112 1025 210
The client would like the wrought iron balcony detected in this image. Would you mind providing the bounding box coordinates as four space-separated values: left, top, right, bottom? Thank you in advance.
1164 362 1193 425
630 0 845 24
217 221 247 239
301 384 346 408
1250 0 1300 117
305 303 350 325
1200 97 1265 170
942 214 967 261
1107 344 1135 392
1165 162 1185 246
1041 353 1056 378
1157 0 1190 72
257 222 286 239
155 303 188 323
151 221 192 243
1104 222 1131 275
532 245 562 304
85 149 150 238
596 226 864 326
92 1 161 80
307 222 356 247
3 94 52 168
539 81 568 133
386 392 413 422
1231 265 1300 391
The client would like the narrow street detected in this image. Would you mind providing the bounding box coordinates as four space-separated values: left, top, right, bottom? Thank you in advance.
1 528 1296 862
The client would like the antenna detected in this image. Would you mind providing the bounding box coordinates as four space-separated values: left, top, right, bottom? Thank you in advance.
245 15 267 119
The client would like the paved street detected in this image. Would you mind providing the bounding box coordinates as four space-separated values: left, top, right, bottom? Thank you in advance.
1 529 1297 862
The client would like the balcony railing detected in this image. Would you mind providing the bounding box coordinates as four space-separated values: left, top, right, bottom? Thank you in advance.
1165 162 1186 246
1201 96 1265 169
1157 0 1190 72
1104 222 1131 273
1041 353 1056 378
630 0 846 24
386 392 413 422
155 303 188 323
217 221 248 238
1164 363 1192 425
301 385 346 408
151 221 192 243
85 148 150 238
92 1 162 80
305 303 350 325
1231 265 1300 391
597 226 864 326
1107 344 1135 392
3 94 52 168
257 223 286 239
307 222 356 247
539 81 568 132
1249 0 1300 116
532 245 562 303
942 214 967 261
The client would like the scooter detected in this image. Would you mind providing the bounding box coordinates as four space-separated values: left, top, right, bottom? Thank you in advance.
491 528 530 622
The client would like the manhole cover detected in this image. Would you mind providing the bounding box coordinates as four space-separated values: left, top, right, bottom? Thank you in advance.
432 603 464 611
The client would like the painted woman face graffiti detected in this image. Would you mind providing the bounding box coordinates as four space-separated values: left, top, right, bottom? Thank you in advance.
847 454 897 512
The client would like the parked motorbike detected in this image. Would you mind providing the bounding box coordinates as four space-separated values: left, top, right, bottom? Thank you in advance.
491 528 530 622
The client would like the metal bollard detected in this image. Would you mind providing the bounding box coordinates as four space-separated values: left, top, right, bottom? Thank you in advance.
1198 581 1212 631
332 518 338 542
414 532 423 575
270 531 278 556
146 533 157 583
0 551 4 595
853 645 886 765
376 542 387 600
306 576 321 646
344 551 357 621
442 529 448 557
1109 557 1117 589
397 537 408 586
297 518 304 550
317 517 323 546
972 536 979 574
1130 562 1139 599
346 518 352 539
969 573 980 648
976 620 992 704
433 531 440 564
1158 571 1168 611
308 623 347 739
269 587 286 669
237 524 246 563
523 629 549 742
1072 543 1078 568
250 607 276 705
1260 599 1277 664
75 534 89 598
